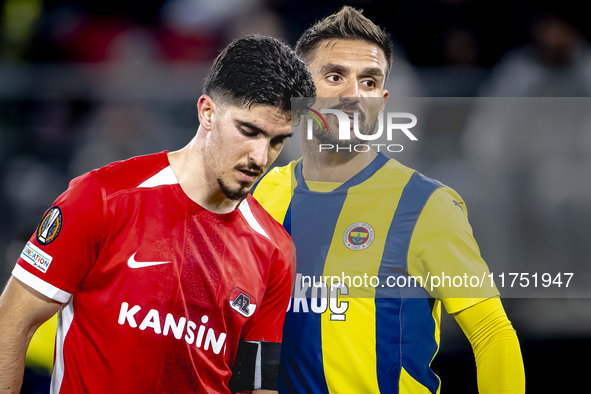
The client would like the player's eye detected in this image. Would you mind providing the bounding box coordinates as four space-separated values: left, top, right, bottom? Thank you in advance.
241 128 258 137
362 79 376 88
327 74 342 83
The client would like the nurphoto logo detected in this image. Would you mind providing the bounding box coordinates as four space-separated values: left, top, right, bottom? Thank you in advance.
304 106 418 153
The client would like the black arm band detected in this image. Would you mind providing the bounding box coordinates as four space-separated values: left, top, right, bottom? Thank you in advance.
228 340 281 392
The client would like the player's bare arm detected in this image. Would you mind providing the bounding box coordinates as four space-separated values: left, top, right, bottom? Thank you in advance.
0 276 60 393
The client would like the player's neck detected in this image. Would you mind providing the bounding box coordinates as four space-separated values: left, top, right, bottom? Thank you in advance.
168 137 239 214
301 146 377 183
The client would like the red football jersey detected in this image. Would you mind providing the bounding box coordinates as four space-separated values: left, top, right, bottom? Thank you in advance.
13 151 294 393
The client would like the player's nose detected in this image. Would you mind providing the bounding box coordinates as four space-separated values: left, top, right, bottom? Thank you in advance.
339 80 361 98
248 140 269 168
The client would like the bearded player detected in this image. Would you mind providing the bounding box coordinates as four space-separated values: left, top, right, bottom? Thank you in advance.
252 7 525 394
0 35 315 393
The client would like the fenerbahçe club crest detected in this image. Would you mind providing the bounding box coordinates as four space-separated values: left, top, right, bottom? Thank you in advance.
343 222 375 251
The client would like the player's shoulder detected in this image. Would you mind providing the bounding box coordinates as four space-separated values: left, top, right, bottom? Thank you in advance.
369 156 421 188
381 156 416 175
252 160 298 194
403 169 469 223
429 184 466 209
251 160 299 216
420 176 468 218
84 151 171 198
380 158 468 217
242 194 291 249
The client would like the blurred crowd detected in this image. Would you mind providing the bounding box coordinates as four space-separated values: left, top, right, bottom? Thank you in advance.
1 0 591 390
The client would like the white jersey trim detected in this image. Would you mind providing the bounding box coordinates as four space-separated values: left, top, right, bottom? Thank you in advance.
51 297 75 394
238 199 270 240
137 166 179 188
12 264 72 303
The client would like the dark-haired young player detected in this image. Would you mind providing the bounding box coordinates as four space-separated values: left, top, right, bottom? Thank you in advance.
0 35 315 394
252 7 525 394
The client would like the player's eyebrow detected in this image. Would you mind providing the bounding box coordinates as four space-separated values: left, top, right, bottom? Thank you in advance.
361 67 384 78
319 63 349 75
236 120 293 139
320 64 384 79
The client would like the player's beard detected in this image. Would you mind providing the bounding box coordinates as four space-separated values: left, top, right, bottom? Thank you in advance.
313 102 380 147
217 163 263 201
217 178 249 201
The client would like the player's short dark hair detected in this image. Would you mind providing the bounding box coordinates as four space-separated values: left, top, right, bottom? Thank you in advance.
204 35 315 117
296 6 393 79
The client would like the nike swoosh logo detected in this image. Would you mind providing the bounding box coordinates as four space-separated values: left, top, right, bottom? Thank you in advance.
127 253 171 269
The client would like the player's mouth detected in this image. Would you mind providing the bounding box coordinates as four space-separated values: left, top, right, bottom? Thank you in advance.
331 104 366 128
236 166 262 182
342 111 356 127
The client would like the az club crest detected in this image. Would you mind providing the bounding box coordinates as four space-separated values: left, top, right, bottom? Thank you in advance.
343 222 375 251
229 288 257 317
36 206 63 245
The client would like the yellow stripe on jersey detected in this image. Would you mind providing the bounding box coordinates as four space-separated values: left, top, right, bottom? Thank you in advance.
321 298 379 392
306 181 341 193
320 160 414 393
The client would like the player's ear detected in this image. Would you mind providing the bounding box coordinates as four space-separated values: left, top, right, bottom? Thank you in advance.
381 90 389 112
197 95 216 131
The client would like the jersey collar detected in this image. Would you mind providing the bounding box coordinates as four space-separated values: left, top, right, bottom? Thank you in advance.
295 152 390 192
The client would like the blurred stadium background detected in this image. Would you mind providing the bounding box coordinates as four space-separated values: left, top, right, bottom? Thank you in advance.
1 0 590 392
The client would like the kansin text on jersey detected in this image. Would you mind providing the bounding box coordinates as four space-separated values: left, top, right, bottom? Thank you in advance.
118 302 227 355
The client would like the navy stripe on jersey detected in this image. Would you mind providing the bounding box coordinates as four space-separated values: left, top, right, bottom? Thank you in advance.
283 201 292 235
375 172 442 393
279 310 329 394
279 160 353 394
334 152 389 192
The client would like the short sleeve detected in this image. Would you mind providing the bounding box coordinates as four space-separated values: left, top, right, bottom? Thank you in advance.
13 171 105 303
407 186 499 314
239 241 295 343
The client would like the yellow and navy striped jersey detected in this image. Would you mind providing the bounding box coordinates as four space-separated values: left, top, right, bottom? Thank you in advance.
252 153 498 394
